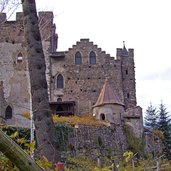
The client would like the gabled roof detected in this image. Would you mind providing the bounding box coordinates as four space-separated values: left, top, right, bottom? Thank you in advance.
93 79 124 108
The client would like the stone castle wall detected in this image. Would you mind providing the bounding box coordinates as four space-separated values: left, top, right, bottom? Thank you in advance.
55 124 128 159
50 39 137 115
0 12 56 126
0 11 139 128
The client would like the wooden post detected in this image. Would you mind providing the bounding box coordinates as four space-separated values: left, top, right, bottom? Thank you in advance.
0 129 42 171
157 158 160 171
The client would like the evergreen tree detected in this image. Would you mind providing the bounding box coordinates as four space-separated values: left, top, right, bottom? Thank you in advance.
158 102 171 159
144 103 158 129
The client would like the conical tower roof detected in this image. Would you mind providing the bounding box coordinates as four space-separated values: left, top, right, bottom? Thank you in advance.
122 41 129 57
93 79 124 108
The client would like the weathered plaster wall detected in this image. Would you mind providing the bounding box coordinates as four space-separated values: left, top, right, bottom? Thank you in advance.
0 12 56 127
0 81 7 120
93 104 125 125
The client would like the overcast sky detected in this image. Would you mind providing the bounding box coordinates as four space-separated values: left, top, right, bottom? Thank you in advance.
11 0 171 114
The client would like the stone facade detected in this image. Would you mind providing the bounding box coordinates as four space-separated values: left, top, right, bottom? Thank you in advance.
0 11 143 137
0 12 57 127
55 124 128 160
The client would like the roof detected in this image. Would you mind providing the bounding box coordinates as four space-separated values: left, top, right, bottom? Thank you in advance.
50 51 65 58
122 41 129 57
49 101 75 105
93 79 124 108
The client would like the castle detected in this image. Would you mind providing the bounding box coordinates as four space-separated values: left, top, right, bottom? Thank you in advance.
0 12 143 137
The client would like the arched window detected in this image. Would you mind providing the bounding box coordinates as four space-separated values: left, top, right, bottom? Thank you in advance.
100 113 105 121
57 74 64 88
17 52 23 62
75 51 82 65
57 98 62 102
5 106 12 119
89 51 96 64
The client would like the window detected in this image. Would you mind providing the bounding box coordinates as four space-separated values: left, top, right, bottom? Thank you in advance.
57 74 64 88
5 106 12 119
57 98 62 102
75 51 82 65
127 93 130 98
100 113 105 120
125 69 128 75
17 52 23 62
89 51 96 64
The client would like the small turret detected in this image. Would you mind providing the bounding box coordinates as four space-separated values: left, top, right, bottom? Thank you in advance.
122 41 129 57
116 41 133 59
92 79 124 125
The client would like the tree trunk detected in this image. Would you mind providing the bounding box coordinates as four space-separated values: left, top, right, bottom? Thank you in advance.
21 0 60 163
0 129 42 171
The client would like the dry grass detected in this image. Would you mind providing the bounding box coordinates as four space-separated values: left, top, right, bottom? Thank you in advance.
53 114 109 126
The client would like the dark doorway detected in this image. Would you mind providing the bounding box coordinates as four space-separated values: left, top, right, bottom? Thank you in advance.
100 113 105 120
5 106 12 119
56 105 63 116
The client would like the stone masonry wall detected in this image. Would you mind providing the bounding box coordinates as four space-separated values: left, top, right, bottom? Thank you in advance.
116 48 136 109
0 12 56 126
50 39 124 115
55 124 128 159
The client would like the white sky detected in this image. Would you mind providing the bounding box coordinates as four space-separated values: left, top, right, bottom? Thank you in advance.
11 0 171 114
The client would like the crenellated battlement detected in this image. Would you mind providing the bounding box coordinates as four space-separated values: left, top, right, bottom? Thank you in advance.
0 11 54 23
0 11 57 49
116 48 134 60
0 13 7 22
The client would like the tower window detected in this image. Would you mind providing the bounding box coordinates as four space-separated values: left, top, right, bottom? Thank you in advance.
127 93 130 98
57 74 64 88
125 69 128 75
75 51 82 65
17 52 23 62
89 51 96 65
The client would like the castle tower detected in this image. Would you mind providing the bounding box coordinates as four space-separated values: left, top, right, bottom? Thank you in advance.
0 12 57 126
116 42 136 109
92 79 124 125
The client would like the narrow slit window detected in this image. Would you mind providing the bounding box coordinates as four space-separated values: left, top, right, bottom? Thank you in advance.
127 93 130 98
17 52 23 62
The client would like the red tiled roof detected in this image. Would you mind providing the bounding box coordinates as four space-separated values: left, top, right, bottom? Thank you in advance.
93 79 124 107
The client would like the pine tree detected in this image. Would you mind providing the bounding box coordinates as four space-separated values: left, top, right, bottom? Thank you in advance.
144 103 158 129
158 102 171 159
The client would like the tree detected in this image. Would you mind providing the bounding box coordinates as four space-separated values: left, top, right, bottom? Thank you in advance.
21 0 60 163
144 103 158 129
0 0 60 164
158 102 171 159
